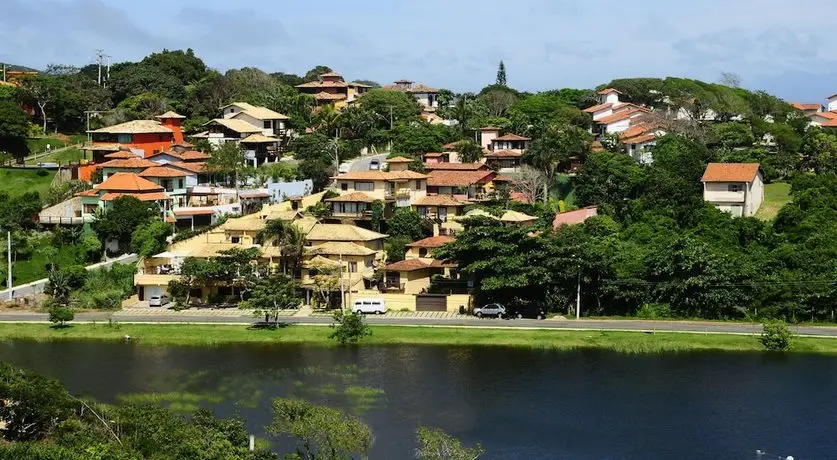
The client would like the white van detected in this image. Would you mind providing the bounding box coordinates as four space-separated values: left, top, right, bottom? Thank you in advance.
352 298 386 315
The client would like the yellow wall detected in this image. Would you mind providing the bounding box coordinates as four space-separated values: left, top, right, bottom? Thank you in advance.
348 293 472 313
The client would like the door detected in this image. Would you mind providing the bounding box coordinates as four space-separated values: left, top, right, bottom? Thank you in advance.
416 294 447 312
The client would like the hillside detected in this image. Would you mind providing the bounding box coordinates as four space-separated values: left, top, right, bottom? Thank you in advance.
0 62 39 72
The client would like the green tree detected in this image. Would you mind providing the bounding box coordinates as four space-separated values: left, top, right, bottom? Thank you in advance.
760 320 792 351
496 60 507 86
358 89 422 128
91 196 157 252
259 219 306 275
131 220 172 257
387 207 427 241
269 397 372 459
45 265 87 305
574 151 645 209
303 65 334 82
523 125 591 201
0 362 76 442
330 309 372 345
0 100 29 154
370 200 385 232
456 140 484 163
415 426 485 460
48 304 75 327
208 142 247 195
391 122 448 156
241 273 301 324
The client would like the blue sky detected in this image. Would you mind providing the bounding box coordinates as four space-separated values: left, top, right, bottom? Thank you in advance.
3 0 836 102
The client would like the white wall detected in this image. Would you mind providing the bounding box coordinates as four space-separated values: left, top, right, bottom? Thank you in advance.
828 98 837 112
605 118 632 134
603 93 620 104
748 172 764 217
480 130 498 150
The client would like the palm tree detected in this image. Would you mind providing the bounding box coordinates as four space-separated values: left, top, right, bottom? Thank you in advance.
260 220 306 276
523 125 591 202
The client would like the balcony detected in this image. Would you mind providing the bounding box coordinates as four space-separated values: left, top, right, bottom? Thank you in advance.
381 281 406 292
331 210 373 219
385 189 412 200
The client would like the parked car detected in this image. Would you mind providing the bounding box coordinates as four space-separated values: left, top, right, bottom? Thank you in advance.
369 159 380 170
473 303 506 318
353 298 387 315
148 295 170 307
505 303 546 320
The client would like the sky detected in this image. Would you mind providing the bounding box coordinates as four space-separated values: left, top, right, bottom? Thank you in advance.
3 0 837 102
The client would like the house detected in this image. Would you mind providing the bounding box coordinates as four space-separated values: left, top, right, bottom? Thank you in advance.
148 150 210 165
619 122 666 164
808 111 837 127
77 172 171 217
199 118 262 146
98 157 160 180
828 94 837 113
138 166 194 208
424 162 492 172
195 102 291 165
553 207 598 229
219 103 289 138
84 112 186 161
411 195 468 222
424 152 449 164
295 72 371 108
383 235 458 295
382 80 439 111
384 156 414 171
484 149 523 172
791 102 822 117
701 163 763 217
331 170 428 207
426 169 496 200
326 192 376 220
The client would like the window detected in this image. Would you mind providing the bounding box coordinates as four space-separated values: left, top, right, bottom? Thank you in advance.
263 120 271 129
365 258 373 268
231 236 241 244
728 184 741 192
341 182 349 191
178 179 184 189
416 180 424 191
117 134 132 143
354 182 374 191
417 206 427 217
349 262 357 273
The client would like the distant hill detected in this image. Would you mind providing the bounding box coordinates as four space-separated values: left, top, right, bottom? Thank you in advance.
0 63 39 72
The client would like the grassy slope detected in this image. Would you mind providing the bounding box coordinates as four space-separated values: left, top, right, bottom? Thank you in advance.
25 135 86 155
0 323 835 353
11 241 84 286
553 174 577 208
755 182 791 221
25 148 85 165
0 169 55 197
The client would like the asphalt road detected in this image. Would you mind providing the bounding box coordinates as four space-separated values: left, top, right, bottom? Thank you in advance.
2 313 837 337
346 153 388 172
0 254 137 300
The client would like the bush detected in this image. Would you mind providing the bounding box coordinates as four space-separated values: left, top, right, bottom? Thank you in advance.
635 303 672 319
330 309 371 345
48 305 74 327
760 320 792 351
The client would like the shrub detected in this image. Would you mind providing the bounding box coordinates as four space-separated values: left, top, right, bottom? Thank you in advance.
760 320 792 351
330 309 371 345
48 305 74 327
635 303 672 319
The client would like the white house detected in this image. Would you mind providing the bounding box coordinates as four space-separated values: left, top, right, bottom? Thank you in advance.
701 163 764 218
383 80 439 111
827 94 837 113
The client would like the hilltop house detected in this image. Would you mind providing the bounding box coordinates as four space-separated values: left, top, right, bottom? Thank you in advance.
77 172 171 217
383 80 440 111
295 72 371 108
83 112 186 161
195 102 291 165
330 170 428 208
701 163 764 217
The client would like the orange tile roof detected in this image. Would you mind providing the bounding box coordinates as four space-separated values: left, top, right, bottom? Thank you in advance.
583 103 613 113
619 123 652 139
168 162 206 174
386 156 414 163
98 158 159 169
427 170 495 187
325 192 376 202
701 163 761 183
96 172 163 192
791 102 822 111
312 91 348 100
424 162 490 171
406 235 455 248
138 166 190 178
76 189 99 197
510 192 532 203
813 111 837 120
596 107 649 125
100 192 169 202
384 258 433 272
442 141 464 150
597 88 621 95
103 151 137 159
484 149 523 158
823 118 837 128
494 134 531 141
424 152 445 158
148 151 184 160
553 207 598 228
412 195 467 207
179 150 211 161
622 133 657 145
333 171 428 180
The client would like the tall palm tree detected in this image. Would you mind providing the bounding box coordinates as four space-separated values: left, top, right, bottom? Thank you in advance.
260 220 306 276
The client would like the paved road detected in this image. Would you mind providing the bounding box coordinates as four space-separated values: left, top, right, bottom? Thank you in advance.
0 253 137 300
346 153 388 172
1 312 836 337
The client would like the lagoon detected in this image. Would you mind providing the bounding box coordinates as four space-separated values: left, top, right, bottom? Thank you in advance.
0 341 832 459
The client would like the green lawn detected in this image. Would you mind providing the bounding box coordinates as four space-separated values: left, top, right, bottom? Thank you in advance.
25 135 86 155
755 182 791 221
553 174 577 208
25 147 86 165
0 323 834 353
0 168 56 197
10 237 85 286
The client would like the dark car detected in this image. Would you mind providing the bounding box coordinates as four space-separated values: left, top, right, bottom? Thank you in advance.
505 303 546 320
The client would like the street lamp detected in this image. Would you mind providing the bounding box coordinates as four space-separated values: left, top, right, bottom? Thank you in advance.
571 253 581 319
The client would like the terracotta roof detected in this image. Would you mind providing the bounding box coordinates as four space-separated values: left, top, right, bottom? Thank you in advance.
173 208 215 216
583 103 613 113
493 134 531 141
406 235 455 248
791 102 822 111
82 143 123 151
823 118 837 128
179 150 211 161
156 111 186 119
424 162 490 171
412 195 467 207
333 170 428 180
295 81 349 89
96 172 163 192
596 108 650 125
138 166 190 178
553 207 598 228
386 156 414 163
306 241 376 257
103 150 137 159
407 84 439 94
701 163 761 183
172 141 193 148
76 189 100 197
240 133 279 143
207 118 263 133
235 107 290 120
622 133 657 145
382 82 439 93
89 120 173 134
493 175 514 182
312 91 347 101
619 123 653 139
597 88 621 95
168 162 206 174
510 192 532 203
427 170 495 187
100 191 169 202
424 152 445 158
98 158 159 169
384 258 434 272
812 111 837 120
325 192 376 202
148 151 183 160
484 149 523 158
304 223 387 242
442 141 465 150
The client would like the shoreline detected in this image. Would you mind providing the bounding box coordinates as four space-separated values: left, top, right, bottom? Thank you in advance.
0 323 835 353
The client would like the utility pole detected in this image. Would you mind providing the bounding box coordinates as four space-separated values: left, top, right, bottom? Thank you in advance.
94 49 106 86
2 64 6 82
338 252 345 310
576 270 581 320
7 231 12 301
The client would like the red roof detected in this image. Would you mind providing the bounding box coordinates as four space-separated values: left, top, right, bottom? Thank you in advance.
424 162 490 171
98 158 159 169
597 88 621 95
701 163 761 183
96 172 163 192
583 103 613 113
790 102 822 111
596 108 649 125
494 134 531 142
427 170 496 187
406 235 455 248
168 162 206 174
103 151 137 159
510 192 532 203
484 149 523 158
553 207 598 229
138 166 190 178
100 192 169 202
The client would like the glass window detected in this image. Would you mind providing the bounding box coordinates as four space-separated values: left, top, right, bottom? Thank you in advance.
263 120 271 129
177 179 183 189
355 182 374 191
117 134 132 143
349 262 357 273
341 182 348 191
728 184 741 192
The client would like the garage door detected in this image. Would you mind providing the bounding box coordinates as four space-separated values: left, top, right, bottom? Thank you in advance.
416 294 447 312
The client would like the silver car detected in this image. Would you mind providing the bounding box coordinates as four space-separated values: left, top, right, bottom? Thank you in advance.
473 303 505 318
148 295 170 307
